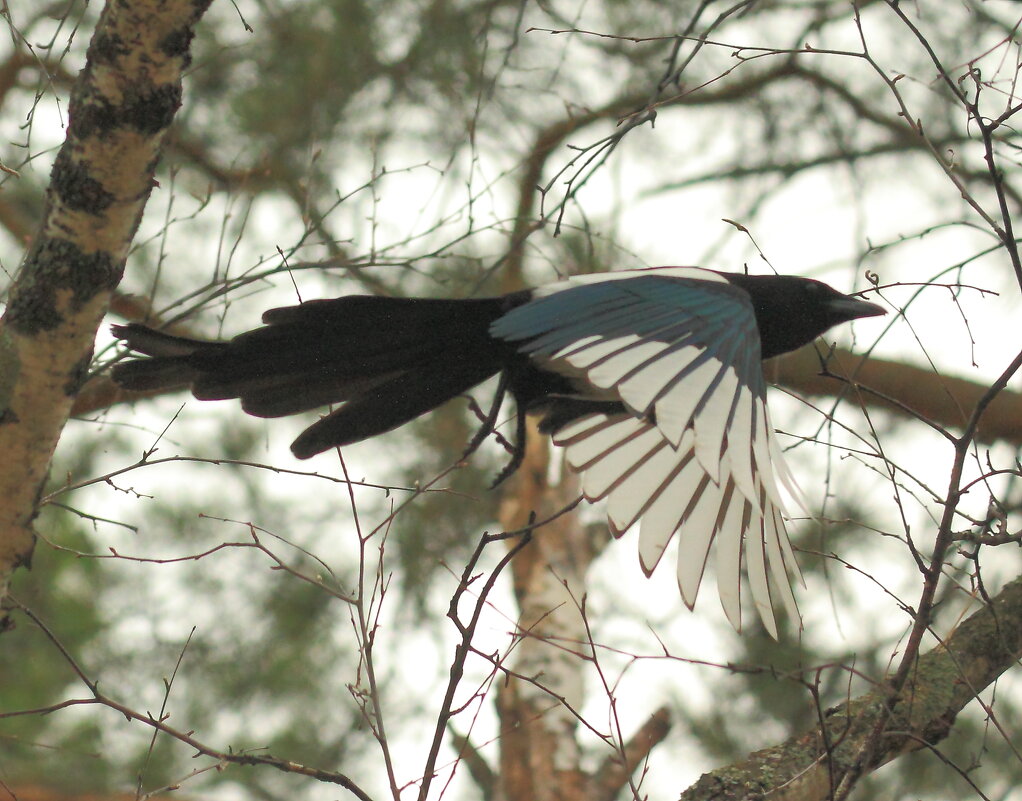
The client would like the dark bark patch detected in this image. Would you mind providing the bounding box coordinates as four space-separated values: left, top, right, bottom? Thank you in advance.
159 26 195 62
64 352 94 396
7 238 120 334
71 98 116 140
13 540 34 570
51 150 115 213
123 82 183 134
89 30 131 65
74 83 182 138
6 283 63 333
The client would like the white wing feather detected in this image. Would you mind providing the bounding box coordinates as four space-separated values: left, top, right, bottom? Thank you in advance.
616 345 704 414
692 367 738 483
554 407 803 634
587 340 670 389
604 442 677 533
674 476 726 609
715 483 746 629
561 334 641 369
636 441 698 574
562 415 643 470
724 390 758 507
578 422 664 500
655 358 722 445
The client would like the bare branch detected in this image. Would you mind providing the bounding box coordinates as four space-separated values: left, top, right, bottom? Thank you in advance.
680 575 1022 800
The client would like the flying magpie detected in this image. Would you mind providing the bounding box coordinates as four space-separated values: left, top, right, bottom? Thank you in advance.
111 267 885 634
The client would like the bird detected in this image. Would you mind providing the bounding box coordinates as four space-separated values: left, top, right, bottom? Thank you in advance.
111 266 885 635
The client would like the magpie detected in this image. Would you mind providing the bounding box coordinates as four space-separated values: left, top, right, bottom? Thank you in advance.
111 267 885 634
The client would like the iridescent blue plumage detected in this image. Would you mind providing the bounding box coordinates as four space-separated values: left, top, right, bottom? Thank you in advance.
492 272 760 391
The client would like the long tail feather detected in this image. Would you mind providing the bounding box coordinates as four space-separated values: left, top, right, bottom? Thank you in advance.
111 324 226 390
290 355 504 458
111 295 516 456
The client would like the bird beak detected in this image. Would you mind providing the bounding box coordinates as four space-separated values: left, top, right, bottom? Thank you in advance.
827 295 886 322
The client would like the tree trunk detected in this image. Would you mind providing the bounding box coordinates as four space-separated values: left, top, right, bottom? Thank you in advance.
0 0 211 602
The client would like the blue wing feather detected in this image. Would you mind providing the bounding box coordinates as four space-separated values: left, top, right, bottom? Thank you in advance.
492 273 764 393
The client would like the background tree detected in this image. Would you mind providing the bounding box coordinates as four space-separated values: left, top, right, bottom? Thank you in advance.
1 1 1021 800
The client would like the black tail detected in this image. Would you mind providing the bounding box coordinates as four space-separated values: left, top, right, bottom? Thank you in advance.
112 295 515 458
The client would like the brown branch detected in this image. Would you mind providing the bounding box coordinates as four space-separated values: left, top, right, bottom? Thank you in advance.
649 135 977 195
163 127 279 192
680 574 1022 800
0 48 77 112
493 421 594 801
0 785 183 801
592 706 673 801
769 345 1022 447
446 725 496 797
82 340 1021 446
71 292 211 417
0 195 38 244
495 57 808 294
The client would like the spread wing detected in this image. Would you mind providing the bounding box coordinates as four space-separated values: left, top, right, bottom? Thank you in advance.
491 267 807 635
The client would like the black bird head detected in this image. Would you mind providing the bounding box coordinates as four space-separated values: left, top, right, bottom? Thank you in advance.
724 273 886 359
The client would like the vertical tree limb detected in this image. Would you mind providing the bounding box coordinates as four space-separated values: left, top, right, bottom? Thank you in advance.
0 0 212 600
496 422 590 801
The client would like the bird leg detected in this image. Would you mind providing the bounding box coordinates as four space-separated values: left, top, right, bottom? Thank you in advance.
461 368 510 462
490 404 528 488
459 370 528 486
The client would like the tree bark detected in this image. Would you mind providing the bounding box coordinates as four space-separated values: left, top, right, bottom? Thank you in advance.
496 424 591 801
0 0 211 601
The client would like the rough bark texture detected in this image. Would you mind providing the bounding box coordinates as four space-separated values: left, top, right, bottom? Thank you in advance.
680 575 1022 800
0 0 211 600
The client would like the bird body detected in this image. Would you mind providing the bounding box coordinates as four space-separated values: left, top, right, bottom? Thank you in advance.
112 267 885 634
